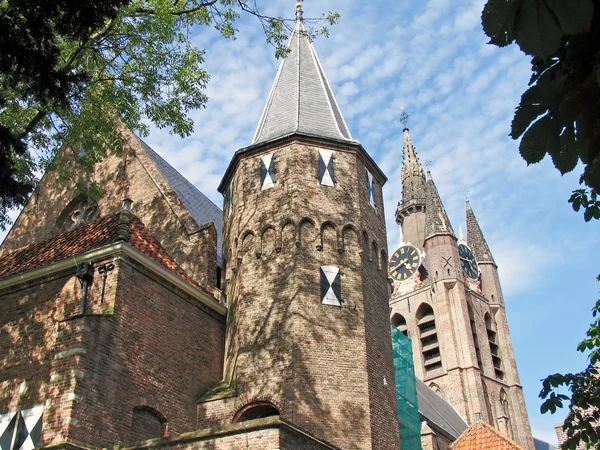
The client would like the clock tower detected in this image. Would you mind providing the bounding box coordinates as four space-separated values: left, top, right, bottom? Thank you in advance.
389 127 535 450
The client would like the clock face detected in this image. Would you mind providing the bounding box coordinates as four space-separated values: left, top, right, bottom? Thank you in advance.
389 244 422 282
458 243 479 280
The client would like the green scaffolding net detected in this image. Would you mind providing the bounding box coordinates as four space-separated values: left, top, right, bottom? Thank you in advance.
392 327 422 450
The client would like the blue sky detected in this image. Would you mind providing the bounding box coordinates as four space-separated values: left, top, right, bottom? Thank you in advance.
2 0 599 445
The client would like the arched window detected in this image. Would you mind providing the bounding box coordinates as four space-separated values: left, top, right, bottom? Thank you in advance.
499 389 513 438
233 401 280 423
485 313 504 380
56 195 99 232
391 313 408 336
129 406 167 443
467 303 483 369
416 304 442 373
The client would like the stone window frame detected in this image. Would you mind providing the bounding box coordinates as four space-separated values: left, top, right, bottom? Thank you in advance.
416 303 443 374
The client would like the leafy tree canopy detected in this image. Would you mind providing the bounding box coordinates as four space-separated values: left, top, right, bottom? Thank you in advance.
0 0 339 230
539 276 600 449
482 0 600 221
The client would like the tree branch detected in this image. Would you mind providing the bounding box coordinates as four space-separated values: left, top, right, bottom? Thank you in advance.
133 0 217 17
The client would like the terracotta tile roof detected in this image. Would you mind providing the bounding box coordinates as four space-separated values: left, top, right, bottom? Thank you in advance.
0 212 195 288
450 421 525 450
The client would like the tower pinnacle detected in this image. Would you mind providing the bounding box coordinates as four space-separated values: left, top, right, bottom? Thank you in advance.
424 171 455 239
466 200 496 264
401 126 426 205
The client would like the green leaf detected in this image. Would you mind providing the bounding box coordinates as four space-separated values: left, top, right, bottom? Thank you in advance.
519 114 559 164
544 0 594 35
515 0 563 59
552 127 580 174
511 70 564 138
482 0 518 48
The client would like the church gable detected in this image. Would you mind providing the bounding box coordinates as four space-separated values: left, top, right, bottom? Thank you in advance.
0 128 222 287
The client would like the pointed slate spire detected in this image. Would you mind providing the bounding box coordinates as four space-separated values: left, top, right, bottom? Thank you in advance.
252 8 353 145
425 171 455 239
401 127 427 205
466 201 496 264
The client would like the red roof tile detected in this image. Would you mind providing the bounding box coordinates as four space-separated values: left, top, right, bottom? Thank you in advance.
450 422 525 450
0 212 196 289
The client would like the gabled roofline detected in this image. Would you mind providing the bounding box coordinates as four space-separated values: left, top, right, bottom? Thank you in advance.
0 241 227 315
218 132 387 193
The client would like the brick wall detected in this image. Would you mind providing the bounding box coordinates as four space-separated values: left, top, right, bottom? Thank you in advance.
200 135 399 449
0 249 226 449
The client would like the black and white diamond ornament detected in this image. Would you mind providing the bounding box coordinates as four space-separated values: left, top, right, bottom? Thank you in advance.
260 154 275 190
319 150 335 186
0 412 16 450
0 407 43 450
320 265 342 306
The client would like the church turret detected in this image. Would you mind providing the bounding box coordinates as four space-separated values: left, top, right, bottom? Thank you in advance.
396 125 427 249
424 171 455 240
465 200 503 305
198 5 400 448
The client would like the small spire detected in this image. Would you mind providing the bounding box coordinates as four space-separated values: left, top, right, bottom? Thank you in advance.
424 172 455 240
459 223 465 243
400 123 426 205
296 1 303 22
399 223 405 245
466 200 496 264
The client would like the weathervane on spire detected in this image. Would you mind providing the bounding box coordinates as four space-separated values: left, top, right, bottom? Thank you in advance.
423 159 432 171
399 106 410 131
296 0 304 22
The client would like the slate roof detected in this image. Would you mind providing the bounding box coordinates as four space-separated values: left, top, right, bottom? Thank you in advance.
425 172 455 238
450 421 525 450
138 138 223 262
0 212 197 288
252 19 353 145
416 379 468 441
466 200 495 264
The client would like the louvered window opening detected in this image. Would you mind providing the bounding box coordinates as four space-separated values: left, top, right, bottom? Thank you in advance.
391 314 408 337
418 310 442 373
486 320 504 380
468 306 483 369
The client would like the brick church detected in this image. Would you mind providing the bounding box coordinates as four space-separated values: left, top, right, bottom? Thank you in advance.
0 4 536 449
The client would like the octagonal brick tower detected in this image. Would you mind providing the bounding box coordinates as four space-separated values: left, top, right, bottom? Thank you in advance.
201 7 400 450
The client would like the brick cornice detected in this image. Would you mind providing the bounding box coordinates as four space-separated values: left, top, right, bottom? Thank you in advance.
0 242 226 315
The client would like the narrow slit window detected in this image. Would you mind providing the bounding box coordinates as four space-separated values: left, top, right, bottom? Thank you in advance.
228 181 234 216
260 154 275 190
319 150 335 186
366 170 376 207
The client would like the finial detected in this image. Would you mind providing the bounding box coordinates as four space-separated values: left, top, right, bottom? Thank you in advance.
399 224 405 245
459 223 465 242
399 106 410 131
296 1 304 22
462 188 470 202
423 160 432 172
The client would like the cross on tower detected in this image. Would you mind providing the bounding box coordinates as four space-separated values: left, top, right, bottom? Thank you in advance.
399 107 410 130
